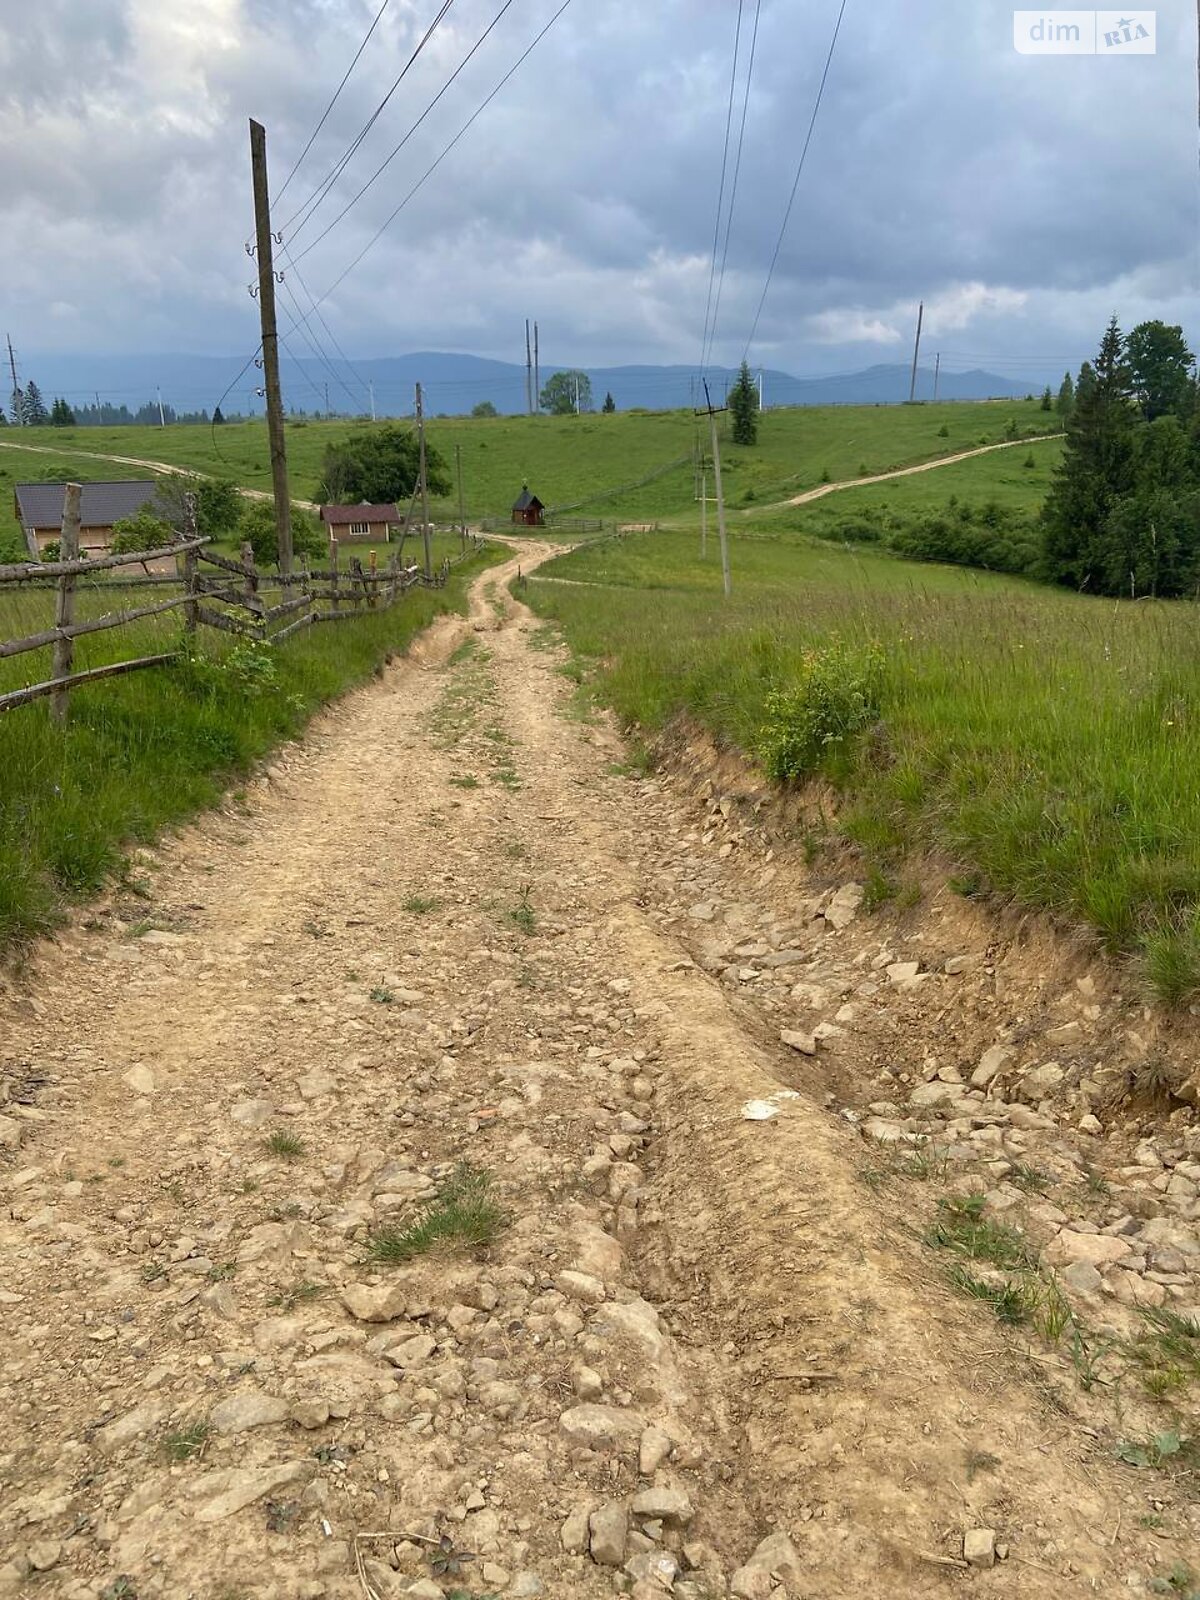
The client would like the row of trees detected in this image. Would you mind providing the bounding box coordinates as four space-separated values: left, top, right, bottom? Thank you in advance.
3 385 214 427
1042 318 1200 597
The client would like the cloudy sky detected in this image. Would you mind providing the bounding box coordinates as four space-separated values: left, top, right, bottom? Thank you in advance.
1 0 1195 388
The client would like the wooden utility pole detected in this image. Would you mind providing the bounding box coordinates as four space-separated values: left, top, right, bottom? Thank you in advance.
525 320 533 415
51 483 81 724
700 465 708 560
7 335 21 425
908 300 924 403
933 351 941 403
415 382 432 579
455 442 467 556
249 118 293 577
534 322 540 413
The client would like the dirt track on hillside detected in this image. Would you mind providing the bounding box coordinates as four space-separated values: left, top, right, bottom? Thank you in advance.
0 440 315 509
756 433 1063 513
0 545 1195 1600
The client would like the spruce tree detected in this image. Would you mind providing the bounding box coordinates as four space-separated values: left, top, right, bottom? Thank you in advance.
1041 321 1135 590
23 381 48 425
50 397 76 426
1055 370 1074 418
602 392 616 414
213 405 226 425
1040 385 1052 411
729 361 758 446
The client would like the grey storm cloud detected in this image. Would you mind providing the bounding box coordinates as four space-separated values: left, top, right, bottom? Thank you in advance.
0 0 1196 380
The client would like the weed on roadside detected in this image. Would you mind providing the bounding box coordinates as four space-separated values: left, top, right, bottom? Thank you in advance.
948 1264 1032 1326
925 1192 1037 1270
268 1280 324 1312
163 1423 209 1462
403 895 441 914
450 774 481 789
264 1131 306 1161
507 885 536 935
370 986 395 1005
367 1163 509 1265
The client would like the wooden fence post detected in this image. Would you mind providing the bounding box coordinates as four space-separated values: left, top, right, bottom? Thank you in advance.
183 493 199 635
50 483 82 724
388 550 399 607
329 538 340 618
241 541 258 607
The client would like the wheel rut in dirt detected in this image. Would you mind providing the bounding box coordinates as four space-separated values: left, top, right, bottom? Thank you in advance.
0 545 1192 1600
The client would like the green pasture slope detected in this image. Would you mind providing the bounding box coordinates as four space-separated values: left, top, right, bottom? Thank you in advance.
525 528 1200 1004
0 396 1054 553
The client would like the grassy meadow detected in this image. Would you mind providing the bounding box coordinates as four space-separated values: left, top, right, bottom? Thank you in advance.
0 545 501 951
526 530 1200 1002
0 397 1056 553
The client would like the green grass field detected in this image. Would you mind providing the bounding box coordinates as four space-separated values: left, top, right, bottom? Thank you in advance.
525 529 1200 1003
0 397 1056 553
0 545 501 952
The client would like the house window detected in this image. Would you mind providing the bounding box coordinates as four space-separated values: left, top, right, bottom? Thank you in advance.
349 522 370 536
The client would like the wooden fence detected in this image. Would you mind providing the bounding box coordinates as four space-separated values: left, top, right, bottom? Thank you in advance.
0 484 486 720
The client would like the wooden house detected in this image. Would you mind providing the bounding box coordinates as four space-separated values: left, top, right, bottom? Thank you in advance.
319 503 404 545
14 481 166 559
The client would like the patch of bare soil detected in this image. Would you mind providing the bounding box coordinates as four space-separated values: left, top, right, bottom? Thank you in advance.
0 544 1195 1600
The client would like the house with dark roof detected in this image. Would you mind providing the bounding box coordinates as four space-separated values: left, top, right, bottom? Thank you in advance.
14 481 165 559
512 486 544 527
319 502 404 545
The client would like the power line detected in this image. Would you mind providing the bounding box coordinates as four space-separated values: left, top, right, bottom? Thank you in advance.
273 0 394 210
703 0 764 371
308 0 578 319
279 0 456 242
291 0 521 265
699 0 746 376
743 0 848 359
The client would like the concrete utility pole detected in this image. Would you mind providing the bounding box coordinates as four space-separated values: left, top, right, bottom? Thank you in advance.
324 382 330 418
455 442 467 556
698 384 731 598
369 381 376 422
415 382 432 580
157 387 166 428
700 465 708 560
933 351 941 403
758 369 765 412
533 322 540 413
249 118 293 577
908 300 924 403
7 335 21 425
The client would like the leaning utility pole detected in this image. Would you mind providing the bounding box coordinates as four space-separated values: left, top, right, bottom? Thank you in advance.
249 118 293 576
533 321 540 414
699 384 731 597
908 300 924 403
415 382 432 579
7 335 22 425
455 442 467 556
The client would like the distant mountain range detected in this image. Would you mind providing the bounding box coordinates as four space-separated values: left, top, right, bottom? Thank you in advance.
18 350 1036 419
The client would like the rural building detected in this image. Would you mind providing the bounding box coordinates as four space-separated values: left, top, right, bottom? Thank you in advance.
319 503 404 544
512 486 545 527
14 480 165 559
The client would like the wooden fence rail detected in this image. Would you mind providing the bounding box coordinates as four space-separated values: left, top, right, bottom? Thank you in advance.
0 487 488 720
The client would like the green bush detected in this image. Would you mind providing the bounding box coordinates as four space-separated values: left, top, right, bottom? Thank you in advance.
39 541 61 563
110 508 174 555
241 502 327 568
759 641 884 783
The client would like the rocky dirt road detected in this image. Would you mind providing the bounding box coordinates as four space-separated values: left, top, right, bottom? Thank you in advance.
1 545 1196 1600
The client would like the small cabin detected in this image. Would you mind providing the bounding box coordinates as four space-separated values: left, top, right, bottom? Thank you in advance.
320 502 404 545
511 486 545 527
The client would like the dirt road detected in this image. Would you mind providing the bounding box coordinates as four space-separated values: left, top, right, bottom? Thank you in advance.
0 441 312 508
757 433 1063 513
0 546 1193 1599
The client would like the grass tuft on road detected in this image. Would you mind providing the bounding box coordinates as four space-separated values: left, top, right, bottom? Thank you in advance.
367 1163 508 1265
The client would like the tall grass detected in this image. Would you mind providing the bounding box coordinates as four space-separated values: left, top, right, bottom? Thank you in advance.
526 531 1200 1002
0 549 500 952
